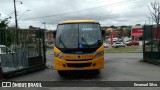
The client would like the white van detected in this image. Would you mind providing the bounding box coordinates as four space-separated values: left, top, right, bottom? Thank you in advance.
0 45 14 62
113 38 118 42
0 45 7 55
0 45 12 54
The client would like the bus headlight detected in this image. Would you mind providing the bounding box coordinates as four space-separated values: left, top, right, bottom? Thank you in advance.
94 51 104 58
54 52 63 59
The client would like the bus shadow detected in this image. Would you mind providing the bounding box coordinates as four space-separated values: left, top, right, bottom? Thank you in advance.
59 71 101 80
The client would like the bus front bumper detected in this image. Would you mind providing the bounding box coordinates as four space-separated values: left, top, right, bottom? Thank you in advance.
54 56 104 70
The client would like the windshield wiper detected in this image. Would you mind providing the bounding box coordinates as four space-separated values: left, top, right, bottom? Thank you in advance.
81 35 90 48
59 35 67 49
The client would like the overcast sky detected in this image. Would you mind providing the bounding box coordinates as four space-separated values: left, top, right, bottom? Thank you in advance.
0 0 159 30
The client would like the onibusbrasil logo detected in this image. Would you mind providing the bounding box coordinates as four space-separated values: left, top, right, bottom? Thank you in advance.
2 82 42 87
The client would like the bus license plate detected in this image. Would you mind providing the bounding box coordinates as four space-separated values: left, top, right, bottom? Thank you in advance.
75 68 84 70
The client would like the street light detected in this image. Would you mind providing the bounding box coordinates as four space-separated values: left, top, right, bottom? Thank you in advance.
17 10 31 21
6 10 30 20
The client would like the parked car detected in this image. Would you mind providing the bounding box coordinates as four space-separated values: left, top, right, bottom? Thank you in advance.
0 45 7 55
47 44 54 48
118 38 123 42
125 41 130 44
113 38 118 42
112 42 125 48
0 45 8 62
0 45 14 54
104 43 109 48
126 41 139 46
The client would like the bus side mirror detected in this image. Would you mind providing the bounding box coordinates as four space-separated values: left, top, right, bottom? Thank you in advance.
53 31 56 38
101 30 105 37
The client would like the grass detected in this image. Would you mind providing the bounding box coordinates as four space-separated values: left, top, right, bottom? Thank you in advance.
105 46 142 53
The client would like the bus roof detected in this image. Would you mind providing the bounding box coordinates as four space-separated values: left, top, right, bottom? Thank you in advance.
59 20 99 24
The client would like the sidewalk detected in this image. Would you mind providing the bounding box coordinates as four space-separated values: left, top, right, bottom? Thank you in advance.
46 49 54 69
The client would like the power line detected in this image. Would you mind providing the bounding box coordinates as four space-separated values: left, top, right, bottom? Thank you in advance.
37 0 121 14
23 0 138 20
22 0 141 20
18 0 146 24
17 6 147 29
17 0 147 29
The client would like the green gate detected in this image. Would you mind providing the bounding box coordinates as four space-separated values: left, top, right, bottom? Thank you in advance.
0 27 46 78
143 25 160 64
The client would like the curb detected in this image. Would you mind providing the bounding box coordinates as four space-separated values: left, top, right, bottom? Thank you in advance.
105 52 143 53
46 65 55 70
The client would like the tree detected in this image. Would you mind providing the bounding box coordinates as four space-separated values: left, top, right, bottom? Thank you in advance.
0 17 11 46
135 24 141 26
110 25 116 29
148 1 160 42
119 26 124 38
0 17 11 28
105 30 111 36
126 28 131 38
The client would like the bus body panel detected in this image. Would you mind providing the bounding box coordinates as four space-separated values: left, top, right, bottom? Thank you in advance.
59 20 99 24
54 44 104 70
54 20 104 72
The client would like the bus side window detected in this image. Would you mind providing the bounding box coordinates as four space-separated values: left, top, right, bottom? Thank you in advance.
53 31 56 39
101 29 105 37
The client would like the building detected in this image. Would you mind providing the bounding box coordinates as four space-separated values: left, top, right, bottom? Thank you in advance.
152 25 160 39
29 26 55 45
46 30 55 45
131 26 143 41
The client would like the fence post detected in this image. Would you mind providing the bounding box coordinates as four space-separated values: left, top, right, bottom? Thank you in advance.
0 62 3 80
42 29 46 64
143 25 145 60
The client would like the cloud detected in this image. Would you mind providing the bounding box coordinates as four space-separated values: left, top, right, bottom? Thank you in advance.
1 0 159 29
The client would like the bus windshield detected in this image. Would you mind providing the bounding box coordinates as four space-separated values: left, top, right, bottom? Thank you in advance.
55 23 102 49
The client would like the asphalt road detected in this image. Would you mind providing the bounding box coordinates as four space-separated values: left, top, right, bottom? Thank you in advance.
1 52 160 90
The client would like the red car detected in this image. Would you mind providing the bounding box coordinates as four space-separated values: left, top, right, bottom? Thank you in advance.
126 41 139 46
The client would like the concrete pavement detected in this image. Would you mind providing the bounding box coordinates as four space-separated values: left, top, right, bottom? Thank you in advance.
1 53 160 90
9 53 160 81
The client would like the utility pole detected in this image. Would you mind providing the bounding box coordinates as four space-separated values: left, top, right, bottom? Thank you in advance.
13 0 22 44
13 0 18 30
42 22 46 41
13 0 18 44
149 17 151 25
42 22 46 64
42 22 46 42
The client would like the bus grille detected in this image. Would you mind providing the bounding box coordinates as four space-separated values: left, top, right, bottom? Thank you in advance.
67 63 92 67
66 59 92 61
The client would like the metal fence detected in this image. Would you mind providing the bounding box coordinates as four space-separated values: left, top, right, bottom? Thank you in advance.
143 25 160 64
0 28 46 78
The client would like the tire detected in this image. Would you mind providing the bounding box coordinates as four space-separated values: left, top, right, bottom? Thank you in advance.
158 47 160 52
92 69 100 74
58 71 67 77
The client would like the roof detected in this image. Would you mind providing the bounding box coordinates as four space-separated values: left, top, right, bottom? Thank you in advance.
59 20 99 24
132 26 143 29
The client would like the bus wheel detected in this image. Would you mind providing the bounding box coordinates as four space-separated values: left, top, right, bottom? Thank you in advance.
93 69 100 74
58 71 67 77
